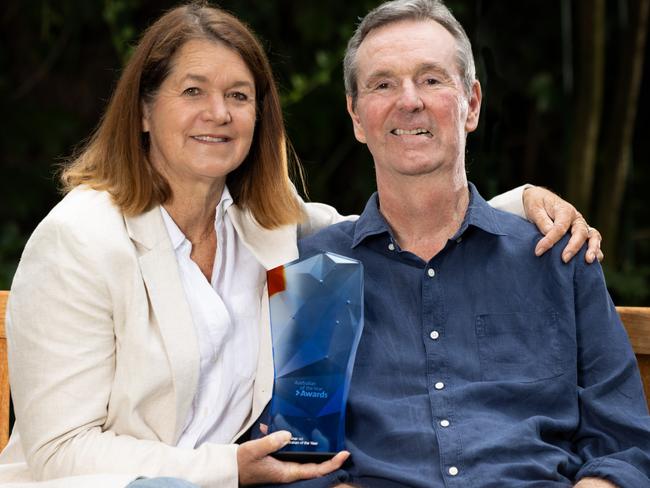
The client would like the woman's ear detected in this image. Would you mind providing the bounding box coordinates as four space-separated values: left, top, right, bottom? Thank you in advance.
142 102 151 133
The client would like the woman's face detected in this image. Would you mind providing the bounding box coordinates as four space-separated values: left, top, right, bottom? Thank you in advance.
142 39 257 190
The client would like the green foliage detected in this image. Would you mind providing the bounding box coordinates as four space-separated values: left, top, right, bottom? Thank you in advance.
604 265 650 306
0 0 648 304
103 0 140 63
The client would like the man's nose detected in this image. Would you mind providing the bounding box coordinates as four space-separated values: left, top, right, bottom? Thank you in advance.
202 95 232 124
396 82 424 112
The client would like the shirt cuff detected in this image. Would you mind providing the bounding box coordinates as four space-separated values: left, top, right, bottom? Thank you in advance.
576 457 650 488
486 184 533 219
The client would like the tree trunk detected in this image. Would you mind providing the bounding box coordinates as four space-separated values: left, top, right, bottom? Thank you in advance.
596 0 650 263
566 0 605 215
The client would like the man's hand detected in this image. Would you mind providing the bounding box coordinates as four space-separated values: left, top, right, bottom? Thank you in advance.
523 187 604 263
237 430 349 485
574 477 619 487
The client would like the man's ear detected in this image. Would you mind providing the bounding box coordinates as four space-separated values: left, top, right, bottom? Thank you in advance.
346 95 367 144
142 101 151 133
464 80 482 133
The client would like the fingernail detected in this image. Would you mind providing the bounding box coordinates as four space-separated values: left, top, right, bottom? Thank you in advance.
274 431 292 446
535 246 544 256
562 252 571 263
586 251 594 262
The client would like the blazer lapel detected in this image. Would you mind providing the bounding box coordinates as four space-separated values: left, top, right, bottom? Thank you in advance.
124 206 199 443
228 205 299 439
227 205 299 270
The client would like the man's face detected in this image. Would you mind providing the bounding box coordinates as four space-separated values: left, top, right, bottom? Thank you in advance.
347 19 481 181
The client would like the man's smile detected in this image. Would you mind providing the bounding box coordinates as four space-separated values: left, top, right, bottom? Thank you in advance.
391 128 433 137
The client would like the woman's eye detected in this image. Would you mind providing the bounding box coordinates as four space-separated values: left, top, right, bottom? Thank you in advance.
182 87 201 96
228 92 249 101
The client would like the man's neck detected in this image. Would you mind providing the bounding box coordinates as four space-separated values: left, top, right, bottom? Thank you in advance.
377 170 469 262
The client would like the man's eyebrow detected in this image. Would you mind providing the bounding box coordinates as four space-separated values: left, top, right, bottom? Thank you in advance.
415 62 451 76
364 70 395 86
364 62 452 86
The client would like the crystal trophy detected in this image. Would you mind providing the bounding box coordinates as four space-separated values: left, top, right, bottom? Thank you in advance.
267 252 364 462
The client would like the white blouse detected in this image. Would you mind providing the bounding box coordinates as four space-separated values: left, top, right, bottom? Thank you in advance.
160 186 266 448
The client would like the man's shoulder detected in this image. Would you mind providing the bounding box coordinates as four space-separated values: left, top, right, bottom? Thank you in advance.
486 204 580 269
488 203 537 235
298 219 357 256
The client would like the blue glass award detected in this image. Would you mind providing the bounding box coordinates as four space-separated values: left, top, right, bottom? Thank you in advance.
267 252 364 462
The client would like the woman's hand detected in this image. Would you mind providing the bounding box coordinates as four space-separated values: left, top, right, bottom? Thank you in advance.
237 431 350 485
574 477 618 488
523 187 604 263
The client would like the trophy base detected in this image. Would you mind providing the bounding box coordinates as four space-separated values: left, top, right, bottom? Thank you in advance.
272 451 337 463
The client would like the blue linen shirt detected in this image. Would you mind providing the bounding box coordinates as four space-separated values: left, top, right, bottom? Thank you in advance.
279 184 650 488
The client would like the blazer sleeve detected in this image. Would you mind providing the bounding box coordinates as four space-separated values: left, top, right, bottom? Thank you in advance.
486 184 530 218
7 208 239 487
297 199 357 239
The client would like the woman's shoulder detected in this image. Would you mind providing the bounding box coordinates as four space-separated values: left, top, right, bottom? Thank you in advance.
31 186 128 250
50 186 121 221
299 200 358 238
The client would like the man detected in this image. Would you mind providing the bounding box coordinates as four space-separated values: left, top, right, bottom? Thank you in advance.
277 0 650 486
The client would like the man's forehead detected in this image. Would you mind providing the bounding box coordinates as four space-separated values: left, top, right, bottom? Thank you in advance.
360 18 456 49
356 19 459 76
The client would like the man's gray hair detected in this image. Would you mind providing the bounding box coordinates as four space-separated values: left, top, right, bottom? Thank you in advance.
343 0 476 105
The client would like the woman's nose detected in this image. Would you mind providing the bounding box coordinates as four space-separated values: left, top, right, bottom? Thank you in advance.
202 95 232 124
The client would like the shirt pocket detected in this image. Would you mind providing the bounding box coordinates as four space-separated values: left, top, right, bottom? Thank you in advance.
475 311 564 382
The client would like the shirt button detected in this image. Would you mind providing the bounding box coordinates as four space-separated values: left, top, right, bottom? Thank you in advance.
440 419 450 427
429 330 440 340
448 466 459 476
388 242 395 251
427 268 435 277
456 237 462 243
434 381 445 390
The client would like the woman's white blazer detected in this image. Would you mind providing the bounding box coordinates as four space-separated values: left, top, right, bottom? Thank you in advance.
0 187 347 488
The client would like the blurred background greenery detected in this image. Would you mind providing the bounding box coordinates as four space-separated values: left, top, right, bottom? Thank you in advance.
0 0 648 304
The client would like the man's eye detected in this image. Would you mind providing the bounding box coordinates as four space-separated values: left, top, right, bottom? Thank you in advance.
376 82 390 90
424 78 439 85
182 87 201 96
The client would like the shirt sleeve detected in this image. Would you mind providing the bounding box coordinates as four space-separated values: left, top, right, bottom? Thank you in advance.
486 184 532 218
571 257 650 487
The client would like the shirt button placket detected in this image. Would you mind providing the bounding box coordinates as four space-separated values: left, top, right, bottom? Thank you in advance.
425 264 458 482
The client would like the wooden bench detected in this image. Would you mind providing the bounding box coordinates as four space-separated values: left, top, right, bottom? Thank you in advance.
617 307 650 407
0 290 648 452
0 290 9 451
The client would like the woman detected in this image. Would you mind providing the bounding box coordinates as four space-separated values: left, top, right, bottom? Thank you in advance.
0 3 598 488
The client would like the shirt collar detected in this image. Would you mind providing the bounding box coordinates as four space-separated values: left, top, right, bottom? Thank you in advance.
351 182 506 249
160 185 234 251
455 182 507 238
216 185 234 224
